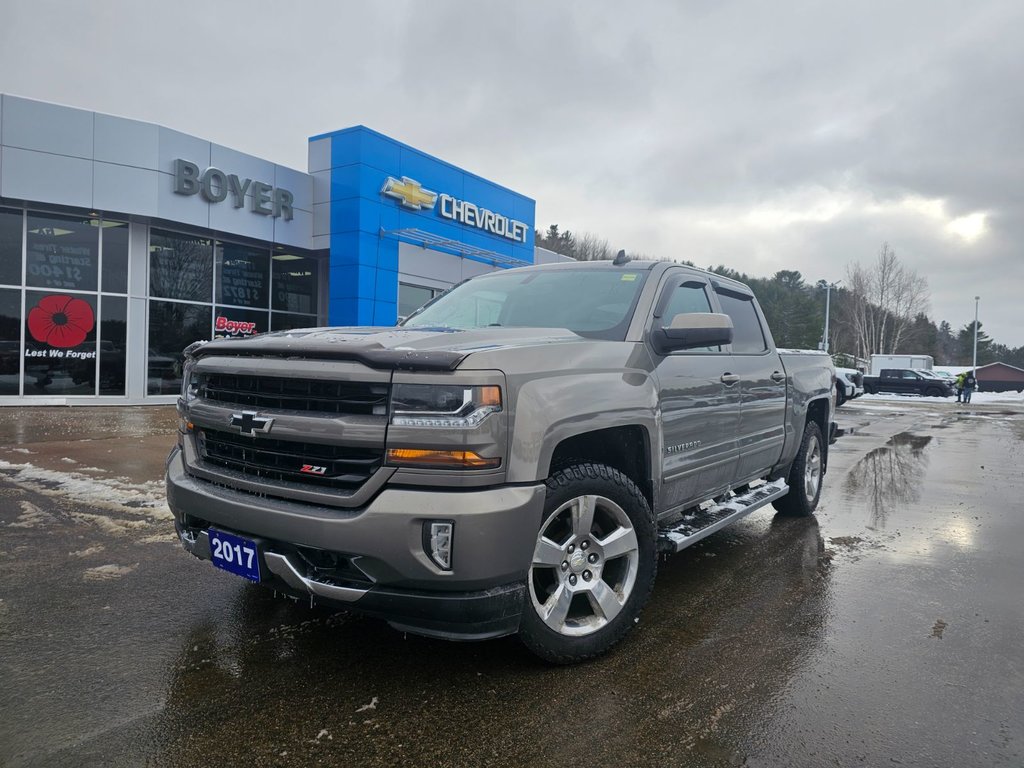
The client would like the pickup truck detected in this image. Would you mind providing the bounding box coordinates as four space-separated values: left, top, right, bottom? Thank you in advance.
167 260 836 664
862 368 954 397
835 367 865 406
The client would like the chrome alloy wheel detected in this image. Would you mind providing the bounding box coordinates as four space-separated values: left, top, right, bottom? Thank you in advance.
528 494 640 637
804 435 822 500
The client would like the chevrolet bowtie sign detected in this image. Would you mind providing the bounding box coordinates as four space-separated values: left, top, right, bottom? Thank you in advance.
380 176 529 244
381 176 438 211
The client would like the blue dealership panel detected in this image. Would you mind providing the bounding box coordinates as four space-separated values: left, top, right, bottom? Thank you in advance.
309 126 536 327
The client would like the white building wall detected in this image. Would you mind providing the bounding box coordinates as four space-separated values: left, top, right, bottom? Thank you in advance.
0 94 314 249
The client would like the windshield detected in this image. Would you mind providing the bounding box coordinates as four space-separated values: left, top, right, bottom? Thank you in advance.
401 268 649 340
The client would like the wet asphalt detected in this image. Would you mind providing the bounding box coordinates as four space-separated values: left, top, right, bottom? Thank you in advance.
0 402 1022 767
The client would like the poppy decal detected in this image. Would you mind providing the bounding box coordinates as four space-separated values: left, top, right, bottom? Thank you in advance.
27 294 95 349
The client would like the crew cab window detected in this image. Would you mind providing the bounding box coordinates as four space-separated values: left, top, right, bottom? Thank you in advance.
715 290 767 353
657 281 721 352
662 282 713 320
901 370 918 379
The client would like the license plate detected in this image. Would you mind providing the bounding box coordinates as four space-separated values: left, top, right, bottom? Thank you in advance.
208 529 261 582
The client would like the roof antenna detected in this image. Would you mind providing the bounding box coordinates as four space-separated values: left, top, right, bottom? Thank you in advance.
612 249 631 266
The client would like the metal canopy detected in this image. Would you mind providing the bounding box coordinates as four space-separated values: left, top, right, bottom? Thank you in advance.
379 227 531 268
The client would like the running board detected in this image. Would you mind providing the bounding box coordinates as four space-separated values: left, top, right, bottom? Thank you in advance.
656 478 790 553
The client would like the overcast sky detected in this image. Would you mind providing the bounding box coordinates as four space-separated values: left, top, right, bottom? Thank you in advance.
2 0 1021 345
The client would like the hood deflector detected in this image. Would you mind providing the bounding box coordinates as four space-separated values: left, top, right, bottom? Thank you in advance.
187 338 467 372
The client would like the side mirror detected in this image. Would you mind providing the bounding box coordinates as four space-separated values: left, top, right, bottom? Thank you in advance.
651 312 734 355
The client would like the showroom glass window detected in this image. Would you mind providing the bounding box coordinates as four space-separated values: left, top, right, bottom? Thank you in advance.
26 212 98 291
147 230 320 395
0 209 130 398
150 230 213 302
0 287 19 396
217 242 268 308
399 283 439 320
272 253 318 315
0 207 22 287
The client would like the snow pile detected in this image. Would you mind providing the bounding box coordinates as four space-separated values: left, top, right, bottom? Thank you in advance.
83 563 138 581
0 459 170 518
857 391 1024 405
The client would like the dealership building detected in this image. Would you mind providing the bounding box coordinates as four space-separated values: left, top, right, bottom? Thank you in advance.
0 94 561 405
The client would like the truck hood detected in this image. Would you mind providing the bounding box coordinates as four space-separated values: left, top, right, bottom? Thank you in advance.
188 326 586 371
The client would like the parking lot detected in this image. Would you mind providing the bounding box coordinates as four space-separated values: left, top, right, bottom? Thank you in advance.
1 400 1022 767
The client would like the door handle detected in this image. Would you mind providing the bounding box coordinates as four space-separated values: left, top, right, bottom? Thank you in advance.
770 371 785 383
721 373 740 385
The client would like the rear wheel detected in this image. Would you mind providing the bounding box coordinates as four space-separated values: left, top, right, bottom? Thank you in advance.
519 463 656 664
835 382 846 407
772 421 824 517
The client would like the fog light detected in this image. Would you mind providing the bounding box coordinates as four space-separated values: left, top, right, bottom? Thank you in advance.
423 520 454 570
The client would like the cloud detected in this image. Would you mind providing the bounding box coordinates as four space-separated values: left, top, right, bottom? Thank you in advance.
0 0 1021 343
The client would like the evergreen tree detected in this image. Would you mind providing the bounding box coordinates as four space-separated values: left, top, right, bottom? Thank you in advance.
956 321 992 365
903 313 938 357
935 321 956 364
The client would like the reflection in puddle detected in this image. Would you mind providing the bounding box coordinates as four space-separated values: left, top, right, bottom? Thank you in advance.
843 433 932 529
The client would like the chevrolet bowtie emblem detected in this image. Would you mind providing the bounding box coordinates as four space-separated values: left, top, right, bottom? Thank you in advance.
230 410 274 437
381 176 438 211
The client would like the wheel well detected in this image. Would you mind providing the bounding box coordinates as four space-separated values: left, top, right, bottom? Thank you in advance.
806 398 830 470
549 426 653 508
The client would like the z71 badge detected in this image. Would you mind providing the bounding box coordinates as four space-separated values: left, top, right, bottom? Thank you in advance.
300 464 328 475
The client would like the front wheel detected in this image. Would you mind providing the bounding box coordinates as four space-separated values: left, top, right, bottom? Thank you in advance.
772 421 824 517
835 383 846 407
519 463 657 664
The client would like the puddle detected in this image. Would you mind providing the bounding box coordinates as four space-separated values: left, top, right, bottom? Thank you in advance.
842 433 933 528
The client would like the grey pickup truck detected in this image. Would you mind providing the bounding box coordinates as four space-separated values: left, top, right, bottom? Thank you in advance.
167 259 836 663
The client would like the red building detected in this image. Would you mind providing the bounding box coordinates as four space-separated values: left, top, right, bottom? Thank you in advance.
976 362 1024 393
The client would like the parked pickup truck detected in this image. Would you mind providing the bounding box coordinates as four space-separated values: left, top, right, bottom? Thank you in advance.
862 368 954 398
167 260 836 663
835 367 865 407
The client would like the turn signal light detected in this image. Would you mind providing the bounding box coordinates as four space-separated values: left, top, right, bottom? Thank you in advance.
386 448 501 469
477 385 501 407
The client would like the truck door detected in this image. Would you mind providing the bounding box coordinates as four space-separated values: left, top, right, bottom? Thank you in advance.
900 369 922 394
650 276 739 513
713 286 787 482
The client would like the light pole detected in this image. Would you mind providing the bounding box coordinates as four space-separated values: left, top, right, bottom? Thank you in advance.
819 280 841 354
972 296 980 374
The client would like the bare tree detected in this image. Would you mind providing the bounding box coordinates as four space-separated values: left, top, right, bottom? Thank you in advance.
574 232 613 261
840 242 930 359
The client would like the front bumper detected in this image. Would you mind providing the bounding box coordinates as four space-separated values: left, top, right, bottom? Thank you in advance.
166 446 544 640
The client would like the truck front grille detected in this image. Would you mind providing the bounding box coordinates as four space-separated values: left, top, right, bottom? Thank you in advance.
198 428 384 491
200 373 389 416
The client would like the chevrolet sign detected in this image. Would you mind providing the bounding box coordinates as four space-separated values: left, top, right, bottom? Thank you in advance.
438 194 529 244
380 175 529 244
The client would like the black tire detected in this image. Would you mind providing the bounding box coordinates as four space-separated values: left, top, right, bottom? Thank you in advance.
519 463 657 664
772 421 824 517
925 387 943 398
835 383 846 408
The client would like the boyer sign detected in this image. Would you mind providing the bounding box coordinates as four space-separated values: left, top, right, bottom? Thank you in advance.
173 159 294 221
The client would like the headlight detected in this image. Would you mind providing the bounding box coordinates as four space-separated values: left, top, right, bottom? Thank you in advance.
844 373 857 383
180 358 199 404
391 384 502 428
